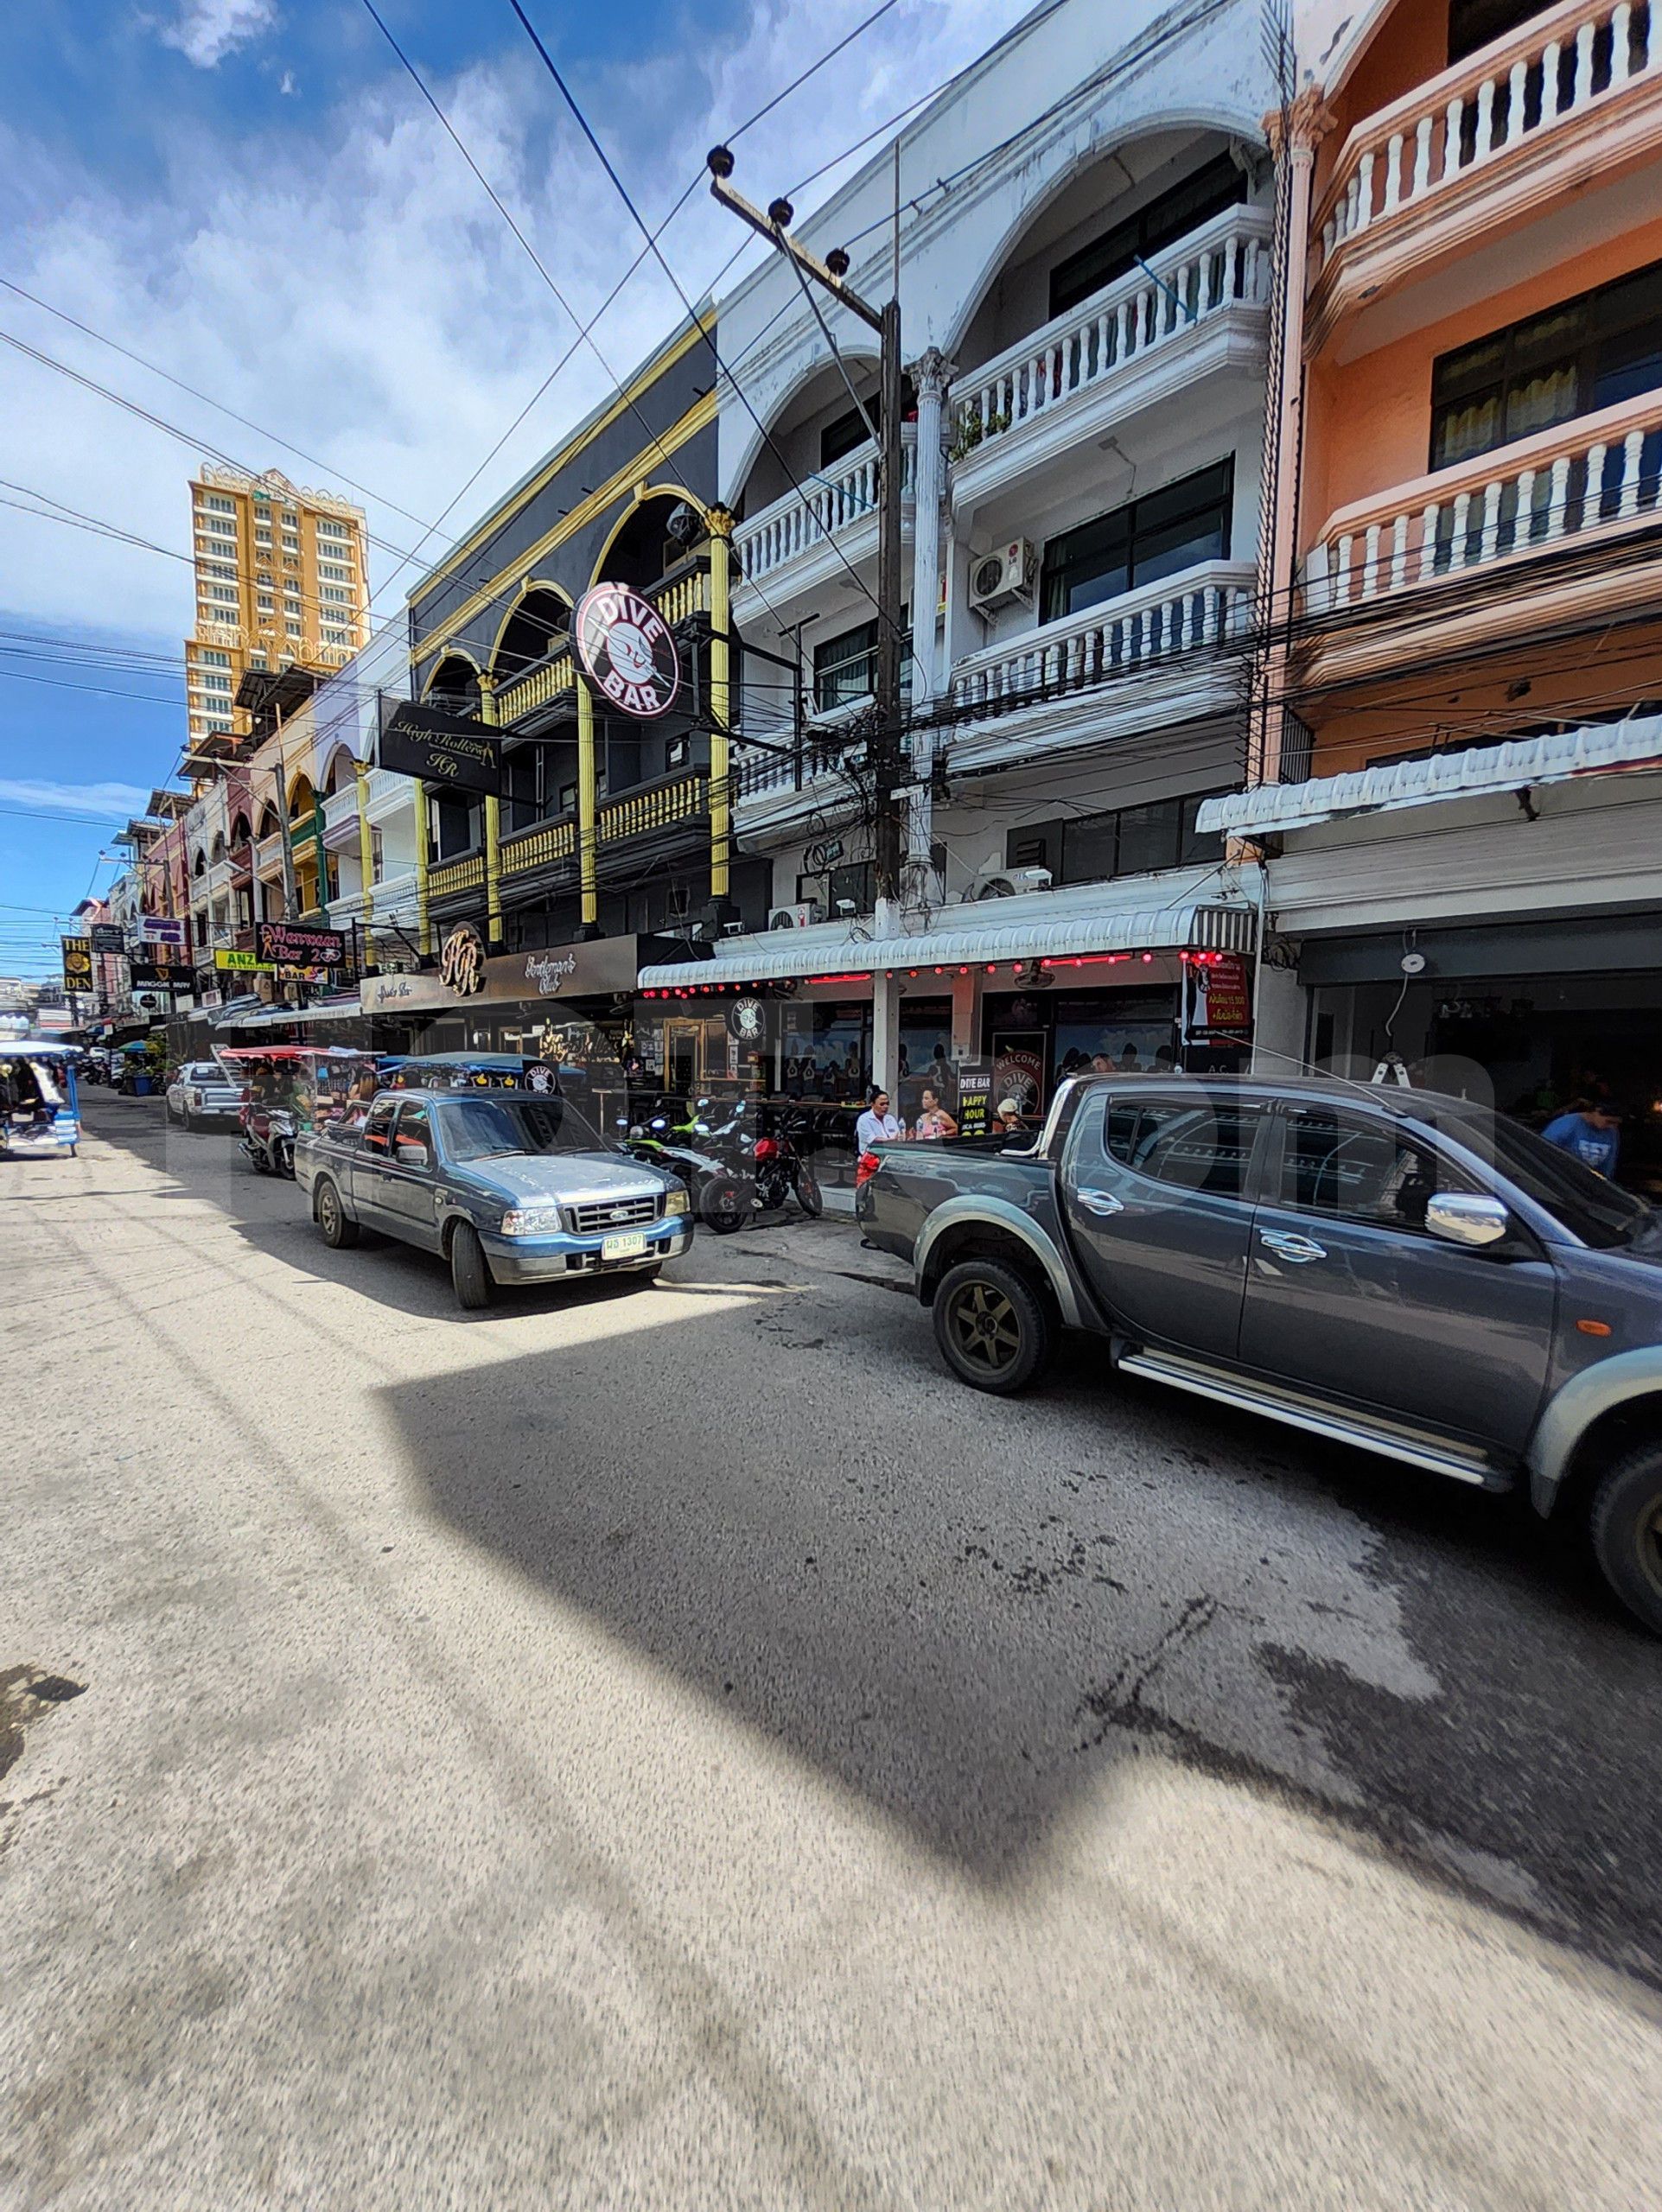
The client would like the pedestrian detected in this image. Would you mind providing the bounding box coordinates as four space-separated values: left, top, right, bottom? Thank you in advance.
914 1086 958 1140
1542 1099 1621 1177
1090 1052 1113 1074
1118 1043 1141 1071
856 1087 902 1150
994 1096 1024 1135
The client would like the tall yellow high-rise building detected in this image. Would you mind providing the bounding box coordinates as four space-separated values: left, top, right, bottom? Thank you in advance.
183 464 369 759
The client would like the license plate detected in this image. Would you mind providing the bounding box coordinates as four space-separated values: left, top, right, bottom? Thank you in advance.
602 1230 648 1261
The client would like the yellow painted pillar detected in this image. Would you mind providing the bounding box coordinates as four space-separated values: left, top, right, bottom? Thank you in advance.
354 757 376 969
480 673 503 946
707 505 733 905
414 781 432 958
577 674 599 930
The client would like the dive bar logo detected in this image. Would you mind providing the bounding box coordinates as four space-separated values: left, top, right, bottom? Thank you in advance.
522 950 578 995
574 584 679 720
439 922 487 995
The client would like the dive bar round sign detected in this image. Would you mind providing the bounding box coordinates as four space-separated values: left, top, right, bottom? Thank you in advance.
574 584 679 720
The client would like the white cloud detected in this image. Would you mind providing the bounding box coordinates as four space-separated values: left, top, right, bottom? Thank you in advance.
277 68 296 97
158 0 277 69
1 2 1028 665
0 779 152 815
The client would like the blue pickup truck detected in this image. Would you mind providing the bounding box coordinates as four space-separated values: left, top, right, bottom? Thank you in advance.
295 1079 691 1308
857 1071 1662 1637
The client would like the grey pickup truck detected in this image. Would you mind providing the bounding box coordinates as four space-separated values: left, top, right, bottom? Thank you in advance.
856 1073 1662 1637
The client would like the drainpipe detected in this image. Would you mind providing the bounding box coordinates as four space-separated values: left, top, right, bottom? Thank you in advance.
1252 90 1332 791
414 782 433 959
480 672 503 948
707 506 734 915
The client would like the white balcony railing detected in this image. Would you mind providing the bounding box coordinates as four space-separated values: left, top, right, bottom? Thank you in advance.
1305 388 1662 613
952 207 1271 461
948 562 1255 721
734 427 915 592
1315 0 1657 276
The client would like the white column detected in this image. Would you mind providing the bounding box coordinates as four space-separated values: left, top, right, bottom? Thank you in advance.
906 347 953 902
871 968 903 1104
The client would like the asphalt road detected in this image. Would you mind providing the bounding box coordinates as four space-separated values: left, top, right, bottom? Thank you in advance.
3 1092 1659 2210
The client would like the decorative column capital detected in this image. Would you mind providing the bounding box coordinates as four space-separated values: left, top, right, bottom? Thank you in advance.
707 504 735 541
1264 88 1337 162
907 346 955 402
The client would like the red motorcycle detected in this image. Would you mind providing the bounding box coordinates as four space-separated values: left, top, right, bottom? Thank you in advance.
754 1111 823 1217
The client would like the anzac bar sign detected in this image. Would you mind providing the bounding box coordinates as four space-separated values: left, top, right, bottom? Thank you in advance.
378 696 503 797
257 920 346 969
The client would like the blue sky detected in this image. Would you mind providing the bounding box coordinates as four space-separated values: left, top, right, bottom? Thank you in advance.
0 0 1031 973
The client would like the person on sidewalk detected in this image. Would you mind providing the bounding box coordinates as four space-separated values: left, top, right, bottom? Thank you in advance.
914 1086 958 1140
856 1088 902 1151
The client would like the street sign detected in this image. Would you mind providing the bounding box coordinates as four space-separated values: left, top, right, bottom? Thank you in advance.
215 948 271 973
128 960 183 989
89 923 125 955
378 697 504 796
256 920 346 969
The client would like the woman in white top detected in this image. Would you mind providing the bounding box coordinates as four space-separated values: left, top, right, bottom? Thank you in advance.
856 1090 903 1150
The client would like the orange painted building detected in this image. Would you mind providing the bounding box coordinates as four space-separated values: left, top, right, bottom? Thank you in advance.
1204 0 1662 1181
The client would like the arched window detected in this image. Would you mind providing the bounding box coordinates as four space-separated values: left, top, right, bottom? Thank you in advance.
231 813 252 848
210 831 226 864
192 848 207 878
288 773 315 823
257 803 279 840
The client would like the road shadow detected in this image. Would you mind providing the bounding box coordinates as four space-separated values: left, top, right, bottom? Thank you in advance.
376 1284 1662 1983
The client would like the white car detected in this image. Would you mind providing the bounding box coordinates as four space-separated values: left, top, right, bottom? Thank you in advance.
165 1060 245 1132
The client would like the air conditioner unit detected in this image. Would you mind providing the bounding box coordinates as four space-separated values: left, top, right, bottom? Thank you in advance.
968 537 1035 614
767 901 824 930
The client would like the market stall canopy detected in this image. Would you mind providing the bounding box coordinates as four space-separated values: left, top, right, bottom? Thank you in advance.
637 871 1258 992
1198 715 1662 842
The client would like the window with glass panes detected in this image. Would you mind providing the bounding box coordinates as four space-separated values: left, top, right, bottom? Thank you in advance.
812 613 911 713
1048 153 1248 320
1005 789 1226 885
1039 460 1233 622
1430 258 1662 470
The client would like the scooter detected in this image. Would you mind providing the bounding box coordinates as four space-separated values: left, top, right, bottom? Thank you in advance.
618 1101 754 1233
753 1109 824 1218
239 1096 297 1178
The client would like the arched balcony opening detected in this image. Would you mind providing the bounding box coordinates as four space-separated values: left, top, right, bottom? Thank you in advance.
256 802 280 842
950 130 1256 381
322 746 356 798
210 831 226 864
426 653 481 718
491 586 570 682
287 772 316 823
595 492 704 592
230 812 252 849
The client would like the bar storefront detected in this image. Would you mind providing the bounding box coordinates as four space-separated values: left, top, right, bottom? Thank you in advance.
634 882 1259 1198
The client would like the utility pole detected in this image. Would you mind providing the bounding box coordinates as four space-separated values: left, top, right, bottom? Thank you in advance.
706 146 907 906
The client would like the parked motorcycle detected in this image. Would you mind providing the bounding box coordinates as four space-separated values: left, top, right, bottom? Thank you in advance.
753 1109 823 1218
240 1099 297 1178
617 1101 753 1233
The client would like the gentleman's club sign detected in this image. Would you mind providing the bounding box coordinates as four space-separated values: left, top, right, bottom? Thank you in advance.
573 584 680 719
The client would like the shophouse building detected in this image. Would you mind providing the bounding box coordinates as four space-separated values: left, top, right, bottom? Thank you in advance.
1207 0 1662 1182
636 0 1278 1116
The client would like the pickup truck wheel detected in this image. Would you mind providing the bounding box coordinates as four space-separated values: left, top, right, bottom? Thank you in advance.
449 1220 496 1310
1589 1444 1662 1637
315 1179 359 1250
933 1256 1052 1395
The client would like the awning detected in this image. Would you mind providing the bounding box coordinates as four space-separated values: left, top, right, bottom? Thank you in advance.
1198 715 1662 840
638 878 1257 992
